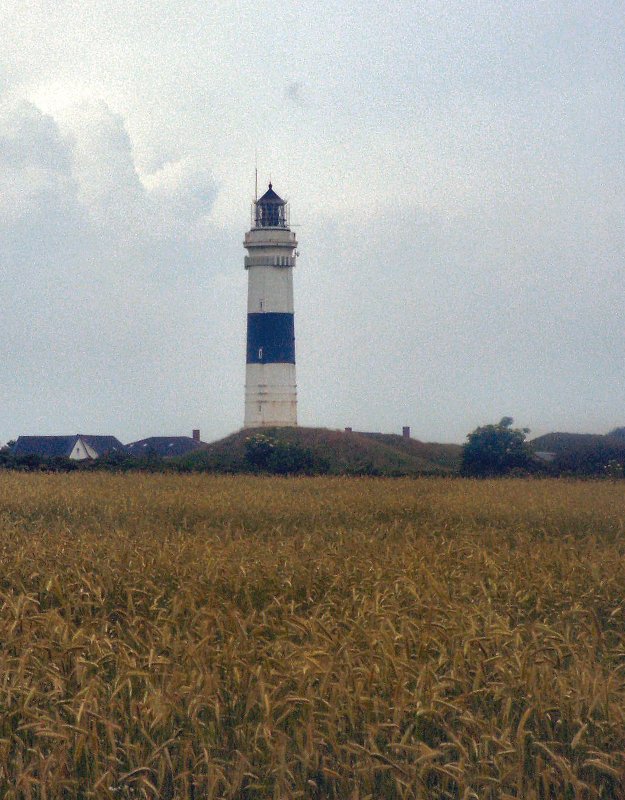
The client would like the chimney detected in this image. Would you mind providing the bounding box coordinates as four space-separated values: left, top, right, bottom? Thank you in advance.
402 426 410 439
192 429 200 442
344 427 352 433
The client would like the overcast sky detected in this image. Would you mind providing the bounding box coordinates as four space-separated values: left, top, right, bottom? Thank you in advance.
1 1 624 445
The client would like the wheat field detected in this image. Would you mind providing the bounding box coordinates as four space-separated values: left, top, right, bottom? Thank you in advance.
0 473 624 798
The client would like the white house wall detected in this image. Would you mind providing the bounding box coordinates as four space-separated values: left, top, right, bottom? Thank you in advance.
70 438 98 460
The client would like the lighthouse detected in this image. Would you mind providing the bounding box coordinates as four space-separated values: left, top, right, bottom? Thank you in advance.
243 183 298 428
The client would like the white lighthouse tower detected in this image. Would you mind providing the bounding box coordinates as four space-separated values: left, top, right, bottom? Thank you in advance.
243 183 298 428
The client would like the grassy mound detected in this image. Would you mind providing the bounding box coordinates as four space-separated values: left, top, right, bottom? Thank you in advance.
181 426 462 475
529 432 612 453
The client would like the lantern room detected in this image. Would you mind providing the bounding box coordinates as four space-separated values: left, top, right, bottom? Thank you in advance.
254 183 289 228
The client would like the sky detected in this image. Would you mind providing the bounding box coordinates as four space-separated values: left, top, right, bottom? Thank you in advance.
1 0 624 445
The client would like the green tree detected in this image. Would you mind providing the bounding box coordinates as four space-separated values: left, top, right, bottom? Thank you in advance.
461 417 531 477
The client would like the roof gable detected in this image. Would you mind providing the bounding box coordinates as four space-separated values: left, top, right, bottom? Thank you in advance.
125 436 206 458
12 436 78 458
12 435 126 459
79 436 126 455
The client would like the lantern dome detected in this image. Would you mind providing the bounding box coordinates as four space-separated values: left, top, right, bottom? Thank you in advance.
255 183 288 228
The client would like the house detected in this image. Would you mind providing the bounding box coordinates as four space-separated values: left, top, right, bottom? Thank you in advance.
11 435 126 461
125 430 207 459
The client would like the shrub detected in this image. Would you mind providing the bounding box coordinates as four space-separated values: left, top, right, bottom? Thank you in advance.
461 417 532 477
244 433 316 475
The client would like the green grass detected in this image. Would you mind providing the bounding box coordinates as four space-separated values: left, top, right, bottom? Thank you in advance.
185 426 462 475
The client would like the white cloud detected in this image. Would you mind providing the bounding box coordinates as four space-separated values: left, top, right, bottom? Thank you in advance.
0 96 234 442
0 99 76 221
0 1 624 444
143 156 217 235
55 101 148 232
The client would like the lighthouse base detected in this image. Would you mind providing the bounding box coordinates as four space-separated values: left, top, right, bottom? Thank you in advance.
244 363 297 428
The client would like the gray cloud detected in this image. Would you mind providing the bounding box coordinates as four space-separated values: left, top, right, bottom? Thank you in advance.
0 98 235 443
296 189 625 441
285 81 304 104
0 1 624 444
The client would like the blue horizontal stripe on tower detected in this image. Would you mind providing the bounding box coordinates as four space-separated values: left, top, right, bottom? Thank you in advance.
247 313 295 364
